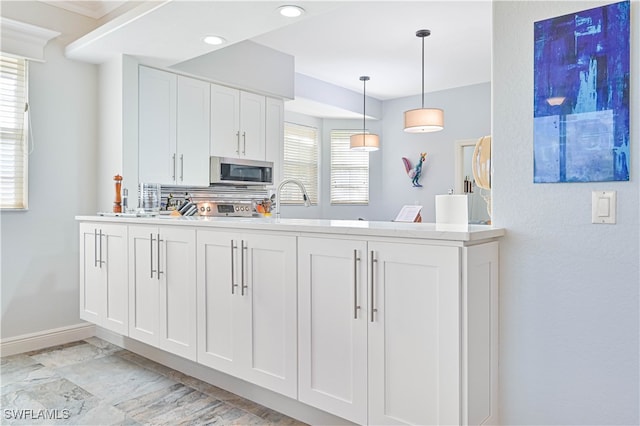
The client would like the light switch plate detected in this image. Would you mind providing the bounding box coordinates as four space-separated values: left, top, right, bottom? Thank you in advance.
592 190 616 224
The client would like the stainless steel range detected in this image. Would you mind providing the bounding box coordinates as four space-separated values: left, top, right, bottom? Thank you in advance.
196 200 254 217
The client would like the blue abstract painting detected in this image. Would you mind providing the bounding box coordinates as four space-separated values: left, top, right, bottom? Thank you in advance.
533 1 630 183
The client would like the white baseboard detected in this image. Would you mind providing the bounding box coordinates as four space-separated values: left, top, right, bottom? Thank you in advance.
0 323 96 357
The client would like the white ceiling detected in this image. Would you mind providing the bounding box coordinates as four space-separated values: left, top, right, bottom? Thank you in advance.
56 0 492 105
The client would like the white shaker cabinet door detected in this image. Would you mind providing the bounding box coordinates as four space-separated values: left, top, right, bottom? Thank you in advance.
238 233 297 398
298 237 368 425
239 91 266 160
176 76 210 186
138 66 177 184
80 223 128 335
367 242 461 426
128 226 160 347
197 230 243 377
80 224 102 325
210 84 241 159
101 224 128 335
158 227 197 360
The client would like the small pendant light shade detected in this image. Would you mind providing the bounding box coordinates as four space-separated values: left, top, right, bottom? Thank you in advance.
350 76 380 151
404 29 444 133
350 133 380 151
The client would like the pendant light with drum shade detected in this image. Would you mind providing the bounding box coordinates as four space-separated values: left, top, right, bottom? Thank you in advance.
350 76 380 151
404 29 444 133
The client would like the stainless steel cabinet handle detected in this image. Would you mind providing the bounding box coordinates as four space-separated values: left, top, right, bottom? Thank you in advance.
150 233 156 278
94 229 98 268
354 249 361 319
157 233 163 280
172 154 176 181
370 250 378 322
231 240 238 294
236 131 240 154
180 154 184 182
241 240 248 296
98 229 104 268
242 132 246 155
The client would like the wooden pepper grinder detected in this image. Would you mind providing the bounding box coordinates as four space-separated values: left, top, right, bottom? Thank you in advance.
113 174 123 213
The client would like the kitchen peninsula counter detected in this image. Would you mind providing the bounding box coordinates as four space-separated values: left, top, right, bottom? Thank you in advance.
77 214 502 425
76 215 504 243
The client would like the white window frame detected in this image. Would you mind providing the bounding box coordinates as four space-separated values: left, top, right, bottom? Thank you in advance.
330 130 369 205
281 122 319 205
0 55 29 210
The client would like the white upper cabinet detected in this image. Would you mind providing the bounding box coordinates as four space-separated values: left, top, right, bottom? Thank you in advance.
138 66 177 185
211 84 266 161
138 66 210 186
176 75 211 186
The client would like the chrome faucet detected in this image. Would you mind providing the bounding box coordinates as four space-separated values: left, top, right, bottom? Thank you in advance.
275 178 311 218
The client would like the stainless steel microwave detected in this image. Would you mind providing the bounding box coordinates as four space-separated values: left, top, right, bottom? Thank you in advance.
210 156 273 185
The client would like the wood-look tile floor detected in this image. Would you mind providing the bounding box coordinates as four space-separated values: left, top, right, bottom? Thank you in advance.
0 337 307 425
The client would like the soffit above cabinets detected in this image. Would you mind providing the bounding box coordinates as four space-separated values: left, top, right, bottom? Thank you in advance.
64 1 343 69
54 1 491 103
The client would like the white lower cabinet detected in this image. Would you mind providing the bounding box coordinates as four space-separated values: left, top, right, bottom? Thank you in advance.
196 229 297 398
128 225 197 361
79 223 128 335
79 220 499 425
298 236 499 426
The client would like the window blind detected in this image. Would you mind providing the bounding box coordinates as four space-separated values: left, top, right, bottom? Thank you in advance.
0 55 28 209
330 130 369 204
282 122 318 204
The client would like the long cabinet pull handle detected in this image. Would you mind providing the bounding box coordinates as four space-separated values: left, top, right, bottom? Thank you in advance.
99 230 104 268
150 233 155 278
241 240 248 296
354 249 361 319
236 131 240 155
94 229 98 268
180 154 184 182
157 233 163 280
230 240 238 294
370 250 378 322
242 132 246 155
172 154 176 181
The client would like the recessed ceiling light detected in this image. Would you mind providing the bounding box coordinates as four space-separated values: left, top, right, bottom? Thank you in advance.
203 35 226 46
278 5 305 18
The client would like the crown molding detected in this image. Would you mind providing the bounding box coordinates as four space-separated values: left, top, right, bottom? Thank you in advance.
1 17 61 62
39 1 128 20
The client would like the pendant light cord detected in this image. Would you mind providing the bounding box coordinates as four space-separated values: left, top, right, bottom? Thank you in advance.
421 34 425 109
363 78 366 134
360 75 370 135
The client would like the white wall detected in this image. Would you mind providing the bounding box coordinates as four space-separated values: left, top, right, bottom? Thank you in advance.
493 1 639 424
0 4 99 338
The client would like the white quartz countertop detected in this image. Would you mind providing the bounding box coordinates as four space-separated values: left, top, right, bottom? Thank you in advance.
77 215 504 243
